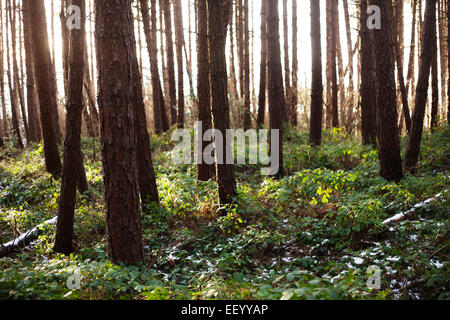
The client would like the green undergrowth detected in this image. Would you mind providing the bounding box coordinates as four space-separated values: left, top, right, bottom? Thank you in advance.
0 126 448 300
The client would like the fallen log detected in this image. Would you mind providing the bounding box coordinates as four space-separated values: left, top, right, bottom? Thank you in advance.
382 190 448 225
0 217 57 258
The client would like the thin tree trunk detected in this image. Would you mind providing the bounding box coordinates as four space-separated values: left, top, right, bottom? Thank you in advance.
60 0 69 100
282 0 291 126
25 0 62 176
54 0 87 255
5 0 23 149
437 0 447 117
343 0 355 133
174 0 185 128
163 0 177 126
242 0 251 129
139 0 168 133
207 0 236 207
389 1 412 133
257 0 267 127
228 3 239 101
329 0 339 128
406 0 417 98
404 0 437 173
309 0 323 146
22 0 39 143
196 0 214 181
431 3 439 129
291 0 298 127
0 2 7 142
447 0 450 124
360 0 377 146
267 0 285 177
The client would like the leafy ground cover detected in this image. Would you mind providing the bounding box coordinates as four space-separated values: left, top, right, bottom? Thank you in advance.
0 127 448 300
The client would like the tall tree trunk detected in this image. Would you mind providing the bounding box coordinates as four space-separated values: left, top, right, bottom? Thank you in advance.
406 0 417 98
159 0 170 119
447 0 450 125
95 0 144 265
431 7 439 129
404 0 437 173
22 0 40 143
389 1 412 133
267 0 285 177
291 0 298 127
49 2 61 144
282 0 291 126
343 0 354 132
196 0 214 181
132 11 160 210
5 0 23 149
242 0 251 129
437 0 447 119
15 0 29 143
360 0 377 146
174 0 185 128
228 3 239 101
54 0 87 255
328 0 339 128
370 0 403 182
60 0 69 100
309 0 323 146
257 0 267 127
25 0 62 176
163 0 177 127
0 2 7 143
207 0 237 207
139 0 168 134
83 38 100 137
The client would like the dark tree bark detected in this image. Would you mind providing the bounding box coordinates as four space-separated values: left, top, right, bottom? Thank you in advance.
282 0 291 126
5 0 23 149
83 43 100 137
243 0 251 129
207 0 237 207
25 0 62 176
10 0 29 144
431 8 439 129
404 0 437 173
360 0 377 146
163 0 177 127
132 6 160 210
0 2 7 141
267 0 284 177
329 0 339 128
370 0 403 181
22 0 40 143
228 3 239 101
389 1 411 133
54 0 87 255
174 0 185 128
290 0 298 127
257 0 267 128
60 0 69 100
95 0 144 265
139 0 168 134
309 0 323 146
196 0 214 181
406 0 417 99
448 0 450 125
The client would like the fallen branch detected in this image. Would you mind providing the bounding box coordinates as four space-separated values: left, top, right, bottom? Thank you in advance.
0 217 57 258
382 190 448 225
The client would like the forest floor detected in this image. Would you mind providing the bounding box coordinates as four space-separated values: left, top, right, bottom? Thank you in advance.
0 127 448 300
